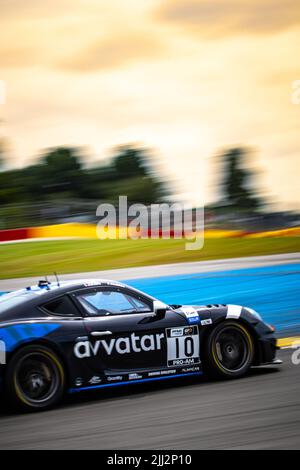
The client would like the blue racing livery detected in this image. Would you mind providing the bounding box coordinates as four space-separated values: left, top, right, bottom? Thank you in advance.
0 277 279 411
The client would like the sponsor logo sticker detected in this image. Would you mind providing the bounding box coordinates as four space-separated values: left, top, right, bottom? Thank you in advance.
181 307 199 318
180 307 200 324
74 332 165 358
201 318 213 326
226 305 242 319
107 375 123 382
166 326 200 367
148 369 176 377
128 373 143 380
184 327 193 335
170 328 184 337
187 316 199 324
75 377 83 387
182 366 201 372
88 376 102 385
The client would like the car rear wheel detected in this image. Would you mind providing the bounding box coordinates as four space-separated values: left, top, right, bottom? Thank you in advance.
204 322 254 379
5 345 65 411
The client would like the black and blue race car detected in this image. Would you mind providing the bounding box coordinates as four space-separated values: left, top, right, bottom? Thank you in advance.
0 278 279 411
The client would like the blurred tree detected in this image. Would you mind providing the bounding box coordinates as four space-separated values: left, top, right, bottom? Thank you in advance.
113 145 147 179
0 140 27 205
0 138 8 170
0 143 165 227
38 147 84 196
221 147 262 211
111 145 163 203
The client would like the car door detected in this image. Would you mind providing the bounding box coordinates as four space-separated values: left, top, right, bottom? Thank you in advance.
71 285 188 376
39 294 89 382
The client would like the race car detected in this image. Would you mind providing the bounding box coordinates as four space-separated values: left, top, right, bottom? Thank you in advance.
0 278 279 411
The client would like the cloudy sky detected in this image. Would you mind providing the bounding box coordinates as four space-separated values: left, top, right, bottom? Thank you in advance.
0 0 299 208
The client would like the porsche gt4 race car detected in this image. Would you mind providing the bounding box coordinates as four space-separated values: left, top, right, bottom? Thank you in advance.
0 278 279 411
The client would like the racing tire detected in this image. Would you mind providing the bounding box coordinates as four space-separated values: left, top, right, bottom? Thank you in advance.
204 321 254 379
5 344 65 412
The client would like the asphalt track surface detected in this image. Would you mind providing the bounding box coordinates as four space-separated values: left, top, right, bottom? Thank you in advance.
0 349 298 450
0 253 299 449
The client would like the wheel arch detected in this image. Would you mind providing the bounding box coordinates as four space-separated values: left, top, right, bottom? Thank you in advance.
200 317 261 365
5 338 70 387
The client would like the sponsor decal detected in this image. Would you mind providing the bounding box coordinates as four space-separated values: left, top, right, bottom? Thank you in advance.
180 307 198 318
73 326 201 369
105 281 123 287
128 373 143 380
180 307 200 324
170 328 184 337
187 317 199 324
74 332 164 358
83 281 102 287
184 327 193 335
166 326 200 367
107 375 123 382
182 366 201 372
88 376 102 385
75 377 83 387
201 318 213 326
83 280 122 287
171 358 199 366
148 370 176 377
226 305 242 319
161 369 176 375
148 371 160 377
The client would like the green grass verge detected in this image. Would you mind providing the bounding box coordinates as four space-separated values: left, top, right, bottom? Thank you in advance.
0 237 299 279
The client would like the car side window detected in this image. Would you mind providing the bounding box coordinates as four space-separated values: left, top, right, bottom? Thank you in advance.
42 296 79 317
76 289 152 317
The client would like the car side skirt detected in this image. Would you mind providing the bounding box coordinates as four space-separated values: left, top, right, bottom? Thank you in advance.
69 371 203 393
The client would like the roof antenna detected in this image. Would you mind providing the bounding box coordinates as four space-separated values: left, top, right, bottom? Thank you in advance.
54 272 60 287
45 275 50 288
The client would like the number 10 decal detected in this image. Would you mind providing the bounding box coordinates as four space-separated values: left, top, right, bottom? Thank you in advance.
166 326 200 367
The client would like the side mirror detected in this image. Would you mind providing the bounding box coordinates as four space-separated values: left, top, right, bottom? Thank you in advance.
153 300 167 318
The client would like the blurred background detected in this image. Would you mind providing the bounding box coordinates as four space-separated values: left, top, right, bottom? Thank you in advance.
0 0 300 451
0 0 299 270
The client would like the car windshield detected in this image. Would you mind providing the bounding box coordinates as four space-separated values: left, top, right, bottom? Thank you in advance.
77 290 152 316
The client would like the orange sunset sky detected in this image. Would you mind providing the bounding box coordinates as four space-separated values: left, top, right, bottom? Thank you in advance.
0 0 299 209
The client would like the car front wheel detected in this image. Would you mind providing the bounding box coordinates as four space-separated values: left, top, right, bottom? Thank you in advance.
204 321 254 379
